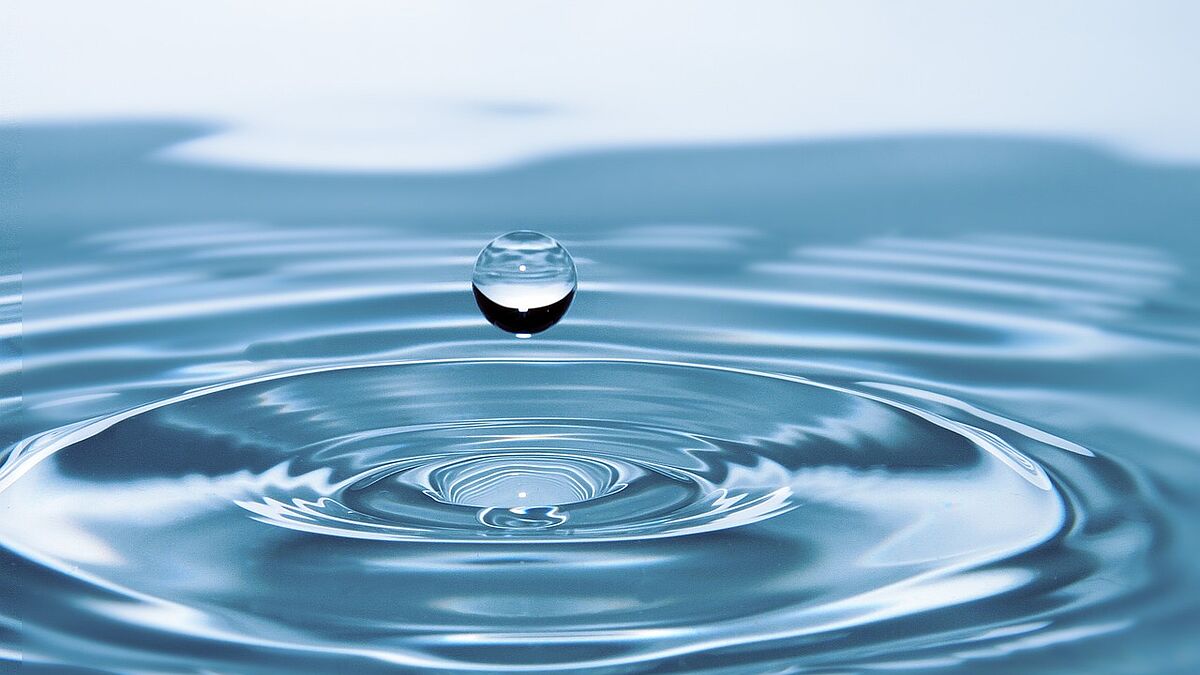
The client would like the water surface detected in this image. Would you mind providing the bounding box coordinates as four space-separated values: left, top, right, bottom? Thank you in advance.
3 123 1200 673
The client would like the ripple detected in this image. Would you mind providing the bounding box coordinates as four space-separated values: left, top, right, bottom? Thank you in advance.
420 452 628 508
1 357 1123 672
5 219 1194 672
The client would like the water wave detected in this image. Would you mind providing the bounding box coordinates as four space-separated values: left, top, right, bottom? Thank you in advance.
4 208 1198 672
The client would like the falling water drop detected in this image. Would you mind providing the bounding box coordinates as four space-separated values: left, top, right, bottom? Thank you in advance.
473 231 577 335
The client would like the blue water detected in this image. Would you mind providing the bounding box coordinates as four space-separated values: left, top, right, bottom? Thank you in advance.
3 123 1200 673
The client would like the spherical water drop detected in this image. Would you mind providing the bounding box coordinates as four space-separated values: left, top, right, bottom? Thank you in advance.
472 231 577 335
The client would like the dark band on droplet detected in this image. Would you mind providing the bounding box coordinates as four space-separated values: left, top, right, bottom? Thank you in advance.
473 285 575 334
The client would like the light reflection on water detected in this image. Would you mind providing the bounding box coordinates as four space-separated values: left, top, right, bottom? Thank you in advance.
2 123 1200 673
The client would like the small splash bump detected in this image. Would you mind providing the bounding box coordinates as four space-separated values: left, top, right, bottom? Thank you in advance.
479 506 569 530
473 231 577 335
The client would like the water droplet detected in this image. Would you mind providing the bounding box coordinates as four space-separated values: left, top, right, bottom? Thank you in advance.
473 231 576 335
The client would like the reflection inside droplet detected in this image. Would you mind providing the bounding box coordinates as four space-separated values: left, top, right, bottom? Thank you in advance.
472 230 577 335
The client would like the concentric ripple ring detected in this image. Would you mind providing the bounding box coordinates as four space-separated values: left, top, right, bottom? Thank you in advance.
0 357 1154 672
1 357 1063 544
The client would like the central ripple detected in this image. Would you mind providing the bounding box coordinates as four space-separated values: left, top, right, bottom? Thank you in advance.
0 357 1090 673
416 453 629 508
3 358 1064 549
